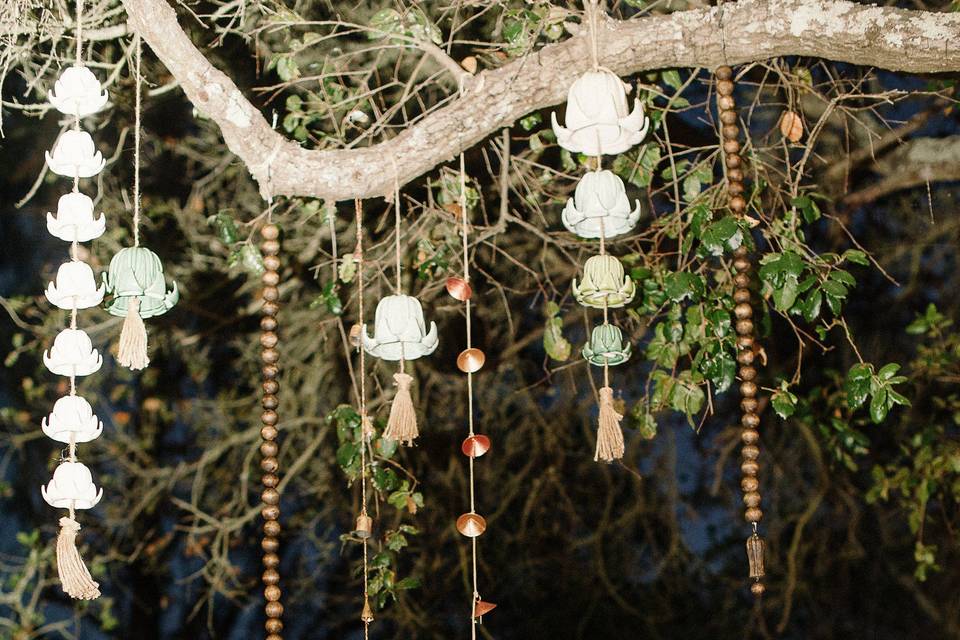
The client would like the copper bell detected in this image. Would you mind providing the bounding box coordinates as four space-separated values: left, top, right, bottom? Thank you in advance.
446 276 473 302
457 348 485 373
473 599 497 620
354 513 373 539
349 323 362 348
461 434 491 458
361 598 374 623
456 512 487 538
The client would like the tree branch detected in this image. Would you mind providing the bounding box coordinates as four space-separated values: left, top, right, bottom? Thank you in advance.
121 0 960 202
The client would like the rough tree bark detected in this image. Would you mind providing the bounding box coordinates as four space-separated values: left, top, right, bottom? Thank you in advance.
121 0 960 202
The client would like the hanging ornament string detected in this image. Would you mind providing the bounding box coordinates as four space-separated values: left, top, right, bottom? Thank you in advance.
353 198 374 633
132 34 141 249
715 65 766 597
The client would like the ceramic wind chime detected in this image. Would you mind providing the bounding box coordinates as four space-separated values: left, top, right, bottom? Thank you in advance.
715 65 766 596
448 150 496 631
552 0 649 462
361 186 438 445
40 0 108 600
103 37 178 371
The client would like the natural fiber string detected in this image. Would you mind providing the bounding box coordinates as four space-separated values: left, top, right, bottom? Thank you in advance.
587 0 600 71
354 198 372 638
132 34 141 248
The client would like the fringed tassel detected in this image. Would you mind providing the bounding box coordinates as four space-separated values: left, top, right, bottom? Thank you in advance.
117 297 149 370
383 371 418 446
56 516 100 600
595 386 625 462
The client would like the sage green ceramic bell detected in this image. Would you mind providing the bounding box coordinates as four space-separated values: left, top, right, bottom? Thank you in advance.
582 324 631 366
572 254 635 308
103 246 179 318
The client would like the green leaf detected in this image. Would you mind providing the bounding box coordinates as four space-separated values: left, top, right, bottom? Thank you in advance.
662 69 682 90
543 316 571 361
842 249 869 265
870 385 889 423
845 363 873 410
211 212 239 244
772 274 800 312
663 272 705 303
699 217 743 256
771 382 798 419
239 244 265 275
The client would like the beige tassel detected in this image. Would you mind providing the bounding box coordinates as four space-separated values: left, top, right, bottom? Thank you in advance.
383 371 417 446
118 297 149 370
56 516 100 600
595 386 625 462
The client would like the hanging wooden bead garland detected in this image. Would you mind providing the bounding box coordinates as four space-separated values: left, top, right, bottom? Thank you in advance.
715 65 766 597
259 220 285 638
40 0 108 601
449 149 496 632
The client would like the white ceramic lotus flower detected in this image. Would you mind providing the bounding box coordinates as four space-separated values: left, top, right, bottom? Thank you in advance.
551 70 650 156
45 261 105 310
46 193 106 242
48 66 108 117
42 395 103 444
562 170 641 238
43 328 102 377
45 130 105 178
362 295 439 361
41 461 102 510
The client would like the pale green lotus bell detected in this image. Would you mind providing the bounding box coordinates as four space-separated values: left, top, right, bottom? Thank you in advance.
103 246 179 318
572 254 635 308
582 324 631 366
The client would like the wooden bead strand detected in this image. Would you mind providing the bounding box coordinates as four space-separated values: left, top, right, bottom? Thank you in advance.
259 222 285 639
716 65 766 597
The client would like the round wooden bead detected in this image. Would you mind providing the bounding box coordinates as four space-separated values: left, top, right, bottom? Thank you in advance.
734 289 751 304
737 351 755 369
741 428 760 445
733 258 751 272
741 476 759 492
263 380 279 395
743 491 762 508
261 239 280 256
745 507 763 523
264 520 281 537
265 602 283 619
266 634 282 640
261 505 280 521
261 457 279 473
728 181 745 196
722 124 739 140
733 273 750 288
261 441 279 458
263 569 280 585
718 95 736 111
741 460 759 476
262 537 279 553
262 349 280 365
729 195 746 213
740 366 757 381
262 394 279 410
263 552 280 568
262 364 279 380
740 381 758 398
263 255 280 272
723 139 741 155
261 410 278 426
742 413 760 429
261 225 280 241
736 320 754 336
717 79 735 96
262 473 279 488
262 271 280 287
720 110 738 125
725 154 741 169
262 286 279 303
265 585 282 602
751 582 766 596
737 335 754 349
742 444 760 460
265 619 283 634
727 168 744 182
260 331 278 349
734 303 753 320
741 397 759 413
262 489 280 506
262 301 280 317
260 316 278 332
716 66 733 80
261 426 278 442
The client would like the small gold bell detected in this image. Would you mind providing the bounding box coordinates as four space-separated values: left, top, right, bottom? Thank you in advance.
361 598 374 623
456 512 487 538
473 599 497 620
354 513 373 539
457 348 485 373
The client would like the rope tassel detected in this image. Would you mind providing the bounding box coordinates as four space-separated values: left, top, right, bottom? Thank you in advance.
56 516 100 600
384 371 418 446
117 297 149 370
594 386 624 462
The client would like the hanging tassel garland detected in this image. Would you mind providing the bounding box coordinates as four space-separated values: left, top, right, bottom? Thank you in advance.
117 297 149 370
56 516 101 600
384 371 418 445
595 386 625 462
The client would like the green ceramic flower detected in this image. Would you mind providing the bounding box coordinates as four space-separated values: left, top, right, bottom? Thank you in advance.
572 254 635 308
582 324 631 366
103 247 179 318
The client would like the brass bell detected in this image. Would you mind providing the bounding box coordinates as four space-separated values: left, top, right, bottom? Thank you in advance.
457 348 485 373
473 599 497 620
349 323 362 348
446 276 473 302
361 598 374 623
456 512 486 538
461 434 491 458
354 513 373 539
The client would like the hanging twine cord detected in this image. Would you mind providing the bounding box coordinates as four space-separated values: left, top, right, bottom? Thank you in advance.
353 198 372 638
586 0 600 71
132 35 142 248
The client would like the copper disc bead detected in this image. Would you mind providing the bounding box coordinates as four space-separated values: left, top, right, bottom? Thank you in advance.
456 512 487 538
445 276 473 302
461 434 491 458
457 348 486 373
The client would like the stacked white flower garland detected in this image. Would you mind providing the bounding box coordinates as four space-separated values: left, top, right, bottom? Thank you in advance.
41 0 108 601
552 0 651 461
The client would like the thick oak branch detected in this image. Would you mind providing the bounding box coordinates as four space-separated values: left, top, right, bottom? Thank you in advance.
121 0 960 201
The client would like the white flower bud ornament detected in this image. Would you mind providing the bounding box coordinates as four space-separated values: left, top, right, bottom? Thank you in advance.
48 66 109 117
47 193 106 242
362 294 439 361
562 170 641 238
46 130 105 178
41 462 103 510
43 328 102 377
551 70 649 156
42 395 103 444
45 261 105 310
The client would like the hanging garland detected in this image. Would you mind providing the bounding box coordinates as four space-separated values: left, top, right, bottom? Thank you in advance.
552 0 650 462
258 218 285 638
40 0 108 601
715 65 766 597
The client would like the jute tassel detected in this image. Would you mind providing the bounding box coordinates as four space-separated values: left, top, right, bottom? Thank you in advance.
117 297 149 370
56 516 100 600
383 371 417 446
595 386 625 462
